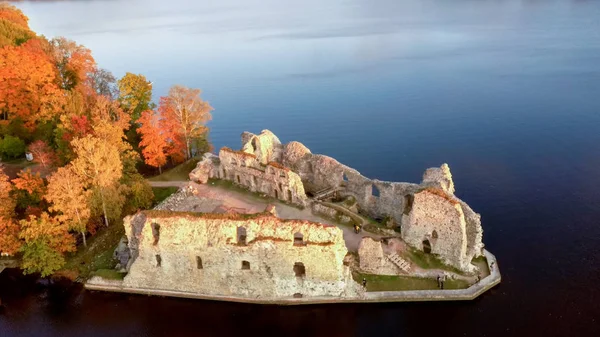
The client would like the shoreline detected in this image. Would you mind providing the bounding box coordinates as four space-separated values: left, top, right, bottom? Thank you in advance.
84 250 500 305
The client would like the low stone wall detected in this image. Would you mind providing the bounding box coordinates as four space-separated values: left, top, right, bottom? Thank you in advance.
311 203 355 225
86 250 501 304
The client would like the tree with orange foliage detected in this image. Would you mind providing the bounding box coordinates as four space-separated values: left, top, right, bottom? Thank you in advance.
0 166 15 219
160 85 213 160
0 3 34 47
19 212 75 277
28 140 57 169
0 166 20 256
49 37 96 94
0 217 21 256
11 168 47 212
0 39 64 126
46 166 91 247
137 109 169 173
12 169 46 196
71 135 122 227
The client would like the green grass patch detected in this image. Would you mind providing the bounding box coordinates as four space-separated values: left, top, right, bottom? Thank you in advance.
92 269 126 280
152 187 179 206
62 221 124 280
404 247 466 275
149 158 200 182
353 272 469 292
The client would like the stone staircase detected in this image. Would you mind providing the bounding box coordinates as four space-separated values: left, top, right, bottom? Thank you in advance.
387 253 411 273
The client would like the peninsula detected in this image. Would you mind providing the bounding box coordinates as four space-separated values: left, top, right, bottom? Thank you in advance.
86 130 501 304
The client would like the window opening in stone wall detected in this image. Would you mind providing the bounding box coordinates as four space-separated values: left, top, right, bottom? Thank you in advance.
280 171 285 177
278 182 283 191
274 189 279 199
287 190 292 201
155 254 162 267
252 175 257 185
152 223 160 245
241 161 246 167
422 239 432 254
196 256 203 269
293 232 305 246
222 168 227 179
343 173 348 181
371 184 380 197
294 262 306 277
403 194 414 215
251 138 258 152
242 260 250 270
307 163 314 174
271 168 276 175
237 175 241 184
432 230 439 239
237 227 247 245
231 159 237 166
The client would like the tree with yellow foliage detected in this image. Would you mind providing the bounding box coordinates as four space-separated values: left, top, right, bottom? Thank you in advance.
70 135 122 227
45 166 91 247
117 72 154 121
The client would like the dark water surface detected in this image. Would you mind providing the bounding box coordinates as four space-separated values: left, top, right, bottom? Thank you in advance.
2 0 600 335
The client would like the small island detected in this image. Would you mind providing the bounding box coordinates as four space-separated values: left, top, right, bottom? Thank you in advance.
86 130 501 304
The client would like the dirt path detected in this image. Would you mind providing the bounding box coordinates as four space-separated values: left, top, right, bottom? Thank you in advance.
148 181 189 188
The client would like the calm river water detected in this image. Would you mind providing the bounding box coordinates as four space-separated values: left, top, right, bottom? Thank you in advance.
2 0 600 336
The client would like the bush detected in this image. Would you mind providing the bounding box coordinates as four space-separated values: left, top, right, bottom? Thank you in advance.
0 135 26 159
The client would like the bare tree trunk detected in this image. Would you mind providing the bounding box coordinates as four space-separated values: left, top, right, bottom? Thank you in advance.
101 190 109 227
81 231 87 247
159 166 162 174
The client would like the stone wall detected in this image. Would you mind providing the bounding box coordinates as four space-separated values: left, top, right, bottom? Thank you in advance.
357 237 399 275
190 129 485 272
401 188 475 272
191 146 308 207
123 211 361 298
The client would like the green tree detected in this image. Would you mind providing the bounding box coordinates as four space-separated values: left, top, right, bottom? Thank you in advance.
117 73 154 121
0 135 26 159
19 213 75 277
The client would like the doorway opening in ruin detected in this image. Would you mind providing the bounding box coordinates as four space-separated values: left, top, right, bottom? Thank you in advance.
287 189 292 201
274 189 279 199
242 260 250 270
155 254 162 267
371 184 380 197
252 175 257 186
152 223 160 245
237 227 247 245
237 175 241 184
403 194 414 215
294 262 306 278
196 256 203 269
293 232 305 246
422 239 432 254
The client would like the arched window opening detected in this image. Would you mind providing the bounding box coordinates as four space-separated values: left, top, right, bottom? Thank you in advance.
152 223 160 245
432 230 439 239
293 232 305 246
294 262 306 277
241 260 250 270
422 239 432 254
237 227 247 245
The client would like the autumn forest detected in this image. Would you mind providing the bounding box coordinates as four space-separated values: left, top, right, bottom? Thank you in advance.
0 4 213 277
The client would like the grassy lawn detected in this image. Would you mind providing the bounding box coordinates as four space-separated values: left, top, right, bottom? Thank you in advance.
148 158 200 182
404 247 466 275
92 268 126 280
353 272 470 292
62 221 125 280
152 187 179 206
